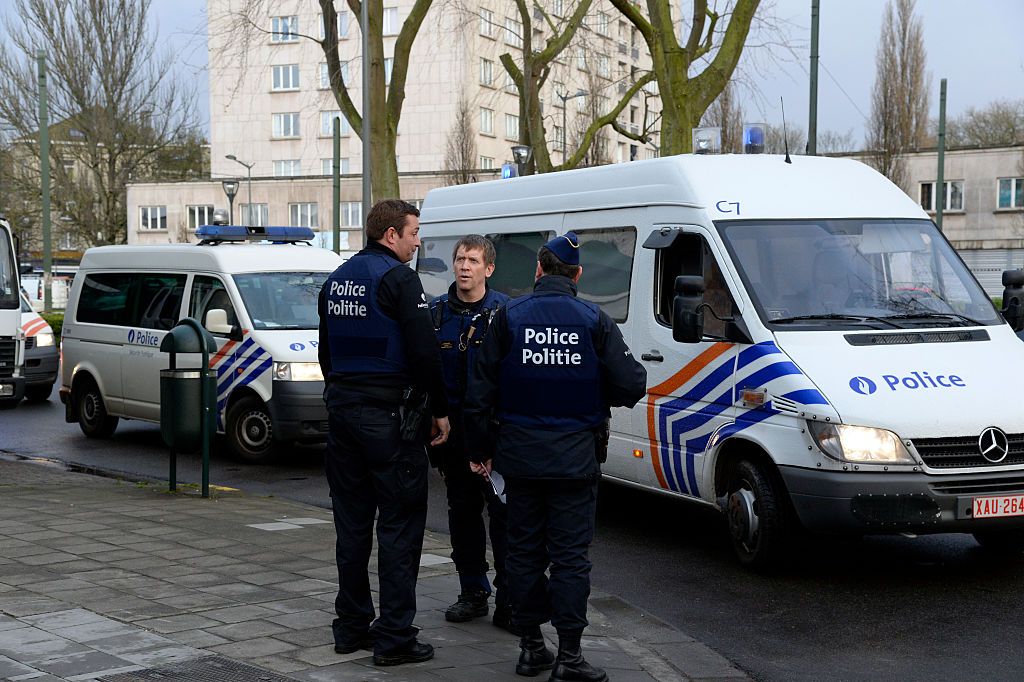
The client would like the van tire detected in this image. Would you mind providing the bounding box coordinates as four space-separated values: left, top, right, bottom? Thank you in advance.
226 396 279 464
973 530 1024 554
726 458 790 570
75 378 118 438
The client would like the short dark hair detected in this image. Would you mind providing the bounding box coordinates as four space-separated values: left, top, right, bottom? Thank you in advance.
452 235 496 266
538 245 581 279
366 199 420 241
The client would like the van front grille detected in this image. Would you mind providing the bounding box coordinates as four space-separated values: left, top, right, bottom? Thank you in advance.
0 338 14 377
913 433 1024 468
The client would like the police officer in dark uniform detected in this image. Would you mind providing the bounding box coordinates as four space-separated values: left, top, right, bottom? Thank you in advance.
428 235 515 629
318 199 450 667
464 233 647 681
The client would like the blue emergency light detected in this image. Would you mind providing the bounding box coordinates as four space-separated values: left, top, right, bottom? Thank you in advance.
195 225 315 245
743 124 766 154
501 163 518 179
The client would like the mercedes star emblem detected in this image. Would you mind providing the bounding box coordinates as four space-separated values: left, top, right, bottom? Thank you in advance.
978 427 1010 463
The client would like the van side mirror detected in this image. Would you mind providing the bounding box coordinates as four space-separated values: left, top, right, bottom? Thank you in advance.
1001 269 1024 332
672 275 705 343
204 308 234 336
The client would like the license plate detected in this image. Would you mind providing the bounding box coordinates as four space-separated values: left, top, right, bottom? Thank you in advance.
973 495 1024 519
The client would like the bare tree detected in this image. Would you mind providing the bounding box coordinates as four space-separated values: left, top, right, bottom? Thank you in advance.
817 129 858 154
945 99 1024 148
865 0 930 189
763 123 805 156
0 0 199 247
610 0 761 155
211 0 432 199
700 80 743 153
442 94 477 186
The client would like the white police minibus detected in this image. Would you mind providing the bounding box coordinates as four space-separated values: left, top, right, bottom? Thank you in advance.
60 226 342 463
418 154 1024 568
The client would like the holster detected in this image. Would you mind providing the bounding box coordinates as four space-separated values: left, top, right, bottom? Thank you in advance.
594 419 610 464
399 387 432 443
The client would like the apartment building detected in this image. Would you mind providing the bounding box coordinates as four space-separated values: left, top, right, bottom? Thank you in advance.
126 0 661 245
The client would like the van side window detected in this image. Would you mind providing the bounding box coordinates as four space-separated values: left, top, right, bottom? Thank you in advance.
575 227 636 322
486 231 553 297
135 275 186 330
656 235 735 337
190 276 237 330
77 273 135 326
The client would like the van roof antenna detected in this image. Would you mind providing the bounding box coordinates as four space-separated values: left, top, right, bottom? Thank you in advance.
780 97 792 164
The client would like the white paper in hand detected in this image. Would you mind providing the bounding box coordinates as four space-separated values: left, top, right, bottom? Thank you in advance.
488 469 507 504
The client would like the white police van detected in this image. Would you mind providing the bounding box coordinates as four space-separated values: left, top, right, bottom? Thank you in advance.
418 154 1024 568
59 226 342 463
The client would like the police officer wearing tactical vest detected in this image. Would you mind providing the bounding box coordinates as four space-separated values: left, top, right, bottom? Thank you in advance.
464 233 647 681
318 199 450 667
427 235 515 630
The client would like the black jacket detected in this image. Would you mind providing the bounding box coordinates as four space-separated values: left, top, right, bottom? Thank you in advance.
318 241 448 418
463 275 647 479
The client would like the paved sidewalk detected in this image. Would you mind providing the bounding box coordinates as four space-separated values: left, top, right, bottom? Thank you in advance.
0 453 748 681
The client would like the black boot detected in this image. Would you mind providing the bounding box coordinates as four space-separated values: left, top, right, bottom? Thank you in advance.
493 598 526 637
516 626 555 677
549 632 607 682
445 584 490 622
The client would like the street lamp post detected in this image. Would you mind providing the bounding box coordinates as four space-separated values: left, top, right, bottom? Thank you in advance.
221 179 239 225
557 89 589 161
225 155 254 224
511 145 532 178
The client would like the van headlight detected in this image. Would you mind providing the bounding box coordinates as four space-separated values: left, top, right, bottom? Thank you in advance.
35 332 54 347
807 421 915 464
273 362 323 382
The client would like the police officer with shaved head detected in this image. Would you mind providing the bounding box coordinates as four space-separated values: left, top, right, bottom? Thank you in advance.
464 233 647 681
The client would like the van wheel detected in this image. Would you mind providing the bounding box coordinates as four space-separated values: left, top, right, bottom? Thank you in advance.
726 458 790 570
75 378 118 438
226 396 279 464
973 530 1024 554
25 384 53 403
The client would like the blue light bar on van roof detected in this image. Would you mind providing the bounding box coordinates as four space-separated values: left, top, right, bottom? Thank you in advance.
195 225 315 244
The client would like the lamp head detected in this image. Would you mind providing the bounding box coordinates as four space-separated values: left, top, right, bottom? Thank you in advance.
221 179 239 197
511 144 532 164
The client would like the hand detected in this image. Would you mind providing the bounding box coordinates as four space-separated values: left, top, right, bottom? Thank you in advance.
469 459 492 479
430 416 450 446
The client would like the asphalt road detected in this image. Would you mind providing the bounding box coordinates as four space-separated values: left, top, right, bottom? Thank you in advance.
3 387 1024 681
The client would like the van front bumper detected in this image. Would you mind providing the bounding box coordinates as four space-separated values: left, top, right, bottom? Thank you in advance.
24 346 59 386
780 465 1024 534
267 379 328 443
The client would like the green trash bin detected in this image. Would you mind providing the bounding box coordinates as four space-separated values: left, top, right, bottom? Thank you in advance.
159 368 217 453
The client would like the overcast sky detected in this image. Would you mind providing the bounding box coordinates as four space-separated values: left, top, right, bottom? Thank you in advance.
9 0 1024 150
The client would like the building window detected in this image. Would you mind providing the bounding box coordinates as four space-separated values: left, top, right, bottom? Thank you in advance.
271 16 298 42
321 111 351 136
479 156 494 169
596 54 611 78
479 108 494 135
552 0 563 16
187 205 214 230
577 47 587 70
140 206 167 230
273 112 300 138
505 17 522 47
60 159 75 182
553 81 565 106
384 58 393 85
920 180 964 212
240 204 269 227
383 7 399 35
553 125 564 150
317 12 349 39
505 113 519 140
271 64 299 91
596 11 610 36
504 71 517 94
480 8 494 37
480 58 493 86
322 158 351 174
320 61 349 89
998 178 1024 209
274 160 301 177
290 202 319 228
342 201 362 226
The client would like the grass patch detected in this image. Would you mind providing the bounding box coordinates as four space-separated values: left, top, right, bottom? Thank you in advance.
40 312 63 342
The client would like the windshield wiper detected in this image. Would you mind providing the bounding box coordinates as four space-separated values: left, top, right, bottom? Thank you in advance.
882 312 984 327
770 313 904 329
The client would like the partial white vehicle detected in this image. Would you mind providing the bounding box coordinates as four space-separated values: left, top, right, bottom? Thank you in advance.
0 218 23 407
59 226 342 463
419 153 1024 568
20 291 58 402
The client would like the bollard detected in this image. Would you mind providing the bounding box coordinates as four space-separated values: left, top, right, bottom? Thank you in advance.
159 318 217 498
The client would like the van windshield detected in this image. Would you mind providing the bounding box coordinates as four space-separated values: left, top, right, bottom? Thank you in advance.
717 218 1002 330
232 272 330 330
0 228 17 310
